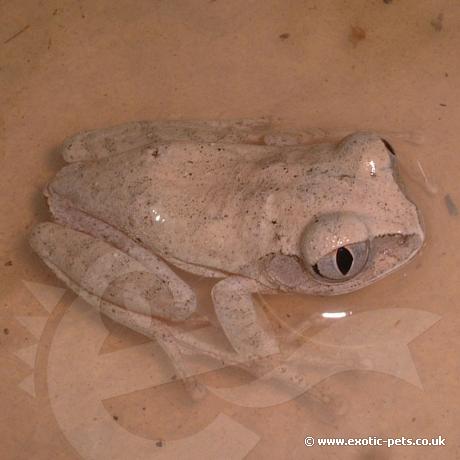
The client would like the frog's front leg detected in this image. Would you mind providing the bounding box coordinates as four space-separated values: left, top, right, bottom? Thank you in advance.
211 277 280 360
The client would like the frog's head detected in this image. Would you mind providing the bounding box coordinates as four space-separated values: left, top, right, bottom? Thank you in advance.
264 133 424 295
297 132 424 295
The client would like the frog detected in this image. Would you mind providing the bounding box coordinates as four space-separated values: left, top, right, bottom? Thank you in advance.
29 119 425 396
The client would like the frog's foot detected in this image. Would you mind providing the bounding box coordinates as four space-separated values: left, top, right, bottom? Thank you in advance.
61 119 272 162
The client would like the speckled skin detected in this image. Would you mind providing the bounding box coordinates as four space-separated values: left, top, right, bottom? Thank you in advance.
29 120 425 395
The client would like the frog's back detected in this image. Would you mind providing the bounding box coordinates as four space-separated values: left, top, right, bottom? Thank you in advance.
48 141 332 275
126 142 292 273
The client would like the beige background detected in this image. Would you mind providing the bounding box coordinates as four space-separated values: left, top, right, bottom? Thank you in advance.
1 0 460 459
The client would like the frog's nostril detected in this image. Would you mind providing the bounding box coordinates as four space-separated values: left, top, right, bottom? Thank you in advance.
381 138 396 156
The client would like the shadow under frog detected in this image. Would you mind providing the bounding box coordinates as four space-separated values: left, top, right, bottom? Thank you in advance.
29 119 424 397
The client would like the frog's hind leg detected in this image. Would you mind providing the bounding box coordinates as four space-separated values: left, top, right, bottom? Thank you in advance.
29 222 209 397
30 223 334 401
61 118 272 162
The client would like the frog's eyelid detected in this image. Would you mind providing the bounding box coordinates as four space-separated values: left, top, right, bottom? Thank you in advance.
311 238 369 265
381 138 396 156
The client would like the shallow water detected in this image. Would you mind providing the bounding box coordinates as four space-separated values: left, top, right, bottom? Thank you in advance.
1 1 460 459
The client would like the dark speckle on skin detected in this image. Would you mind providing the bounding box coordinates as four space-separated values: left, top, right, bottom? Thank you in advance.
349 26 366 47
431 13 443 32
444 194 458 216
3 24 30 44
113 415 119 421
383 0 392 3
279 33 290 40
156 440 164 447
4 260 12 266
3 328 9 335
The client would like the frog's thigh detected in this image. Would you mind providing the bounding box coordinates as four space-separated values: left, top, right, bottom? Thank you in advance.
29 222 196 321
61 118 272 162
211 277 279 359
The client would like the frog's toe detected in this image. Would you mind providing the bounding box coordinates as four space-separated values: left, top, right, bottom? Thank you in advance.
29 222 194 321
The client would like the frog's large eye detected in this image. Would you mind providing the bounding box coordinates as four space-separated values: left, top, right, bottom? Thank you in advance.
311 241 369 281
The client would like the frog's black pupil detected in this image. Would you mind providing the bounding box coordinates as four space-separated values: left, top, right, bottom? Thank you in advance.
336 247 353 275
382 138 396 155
